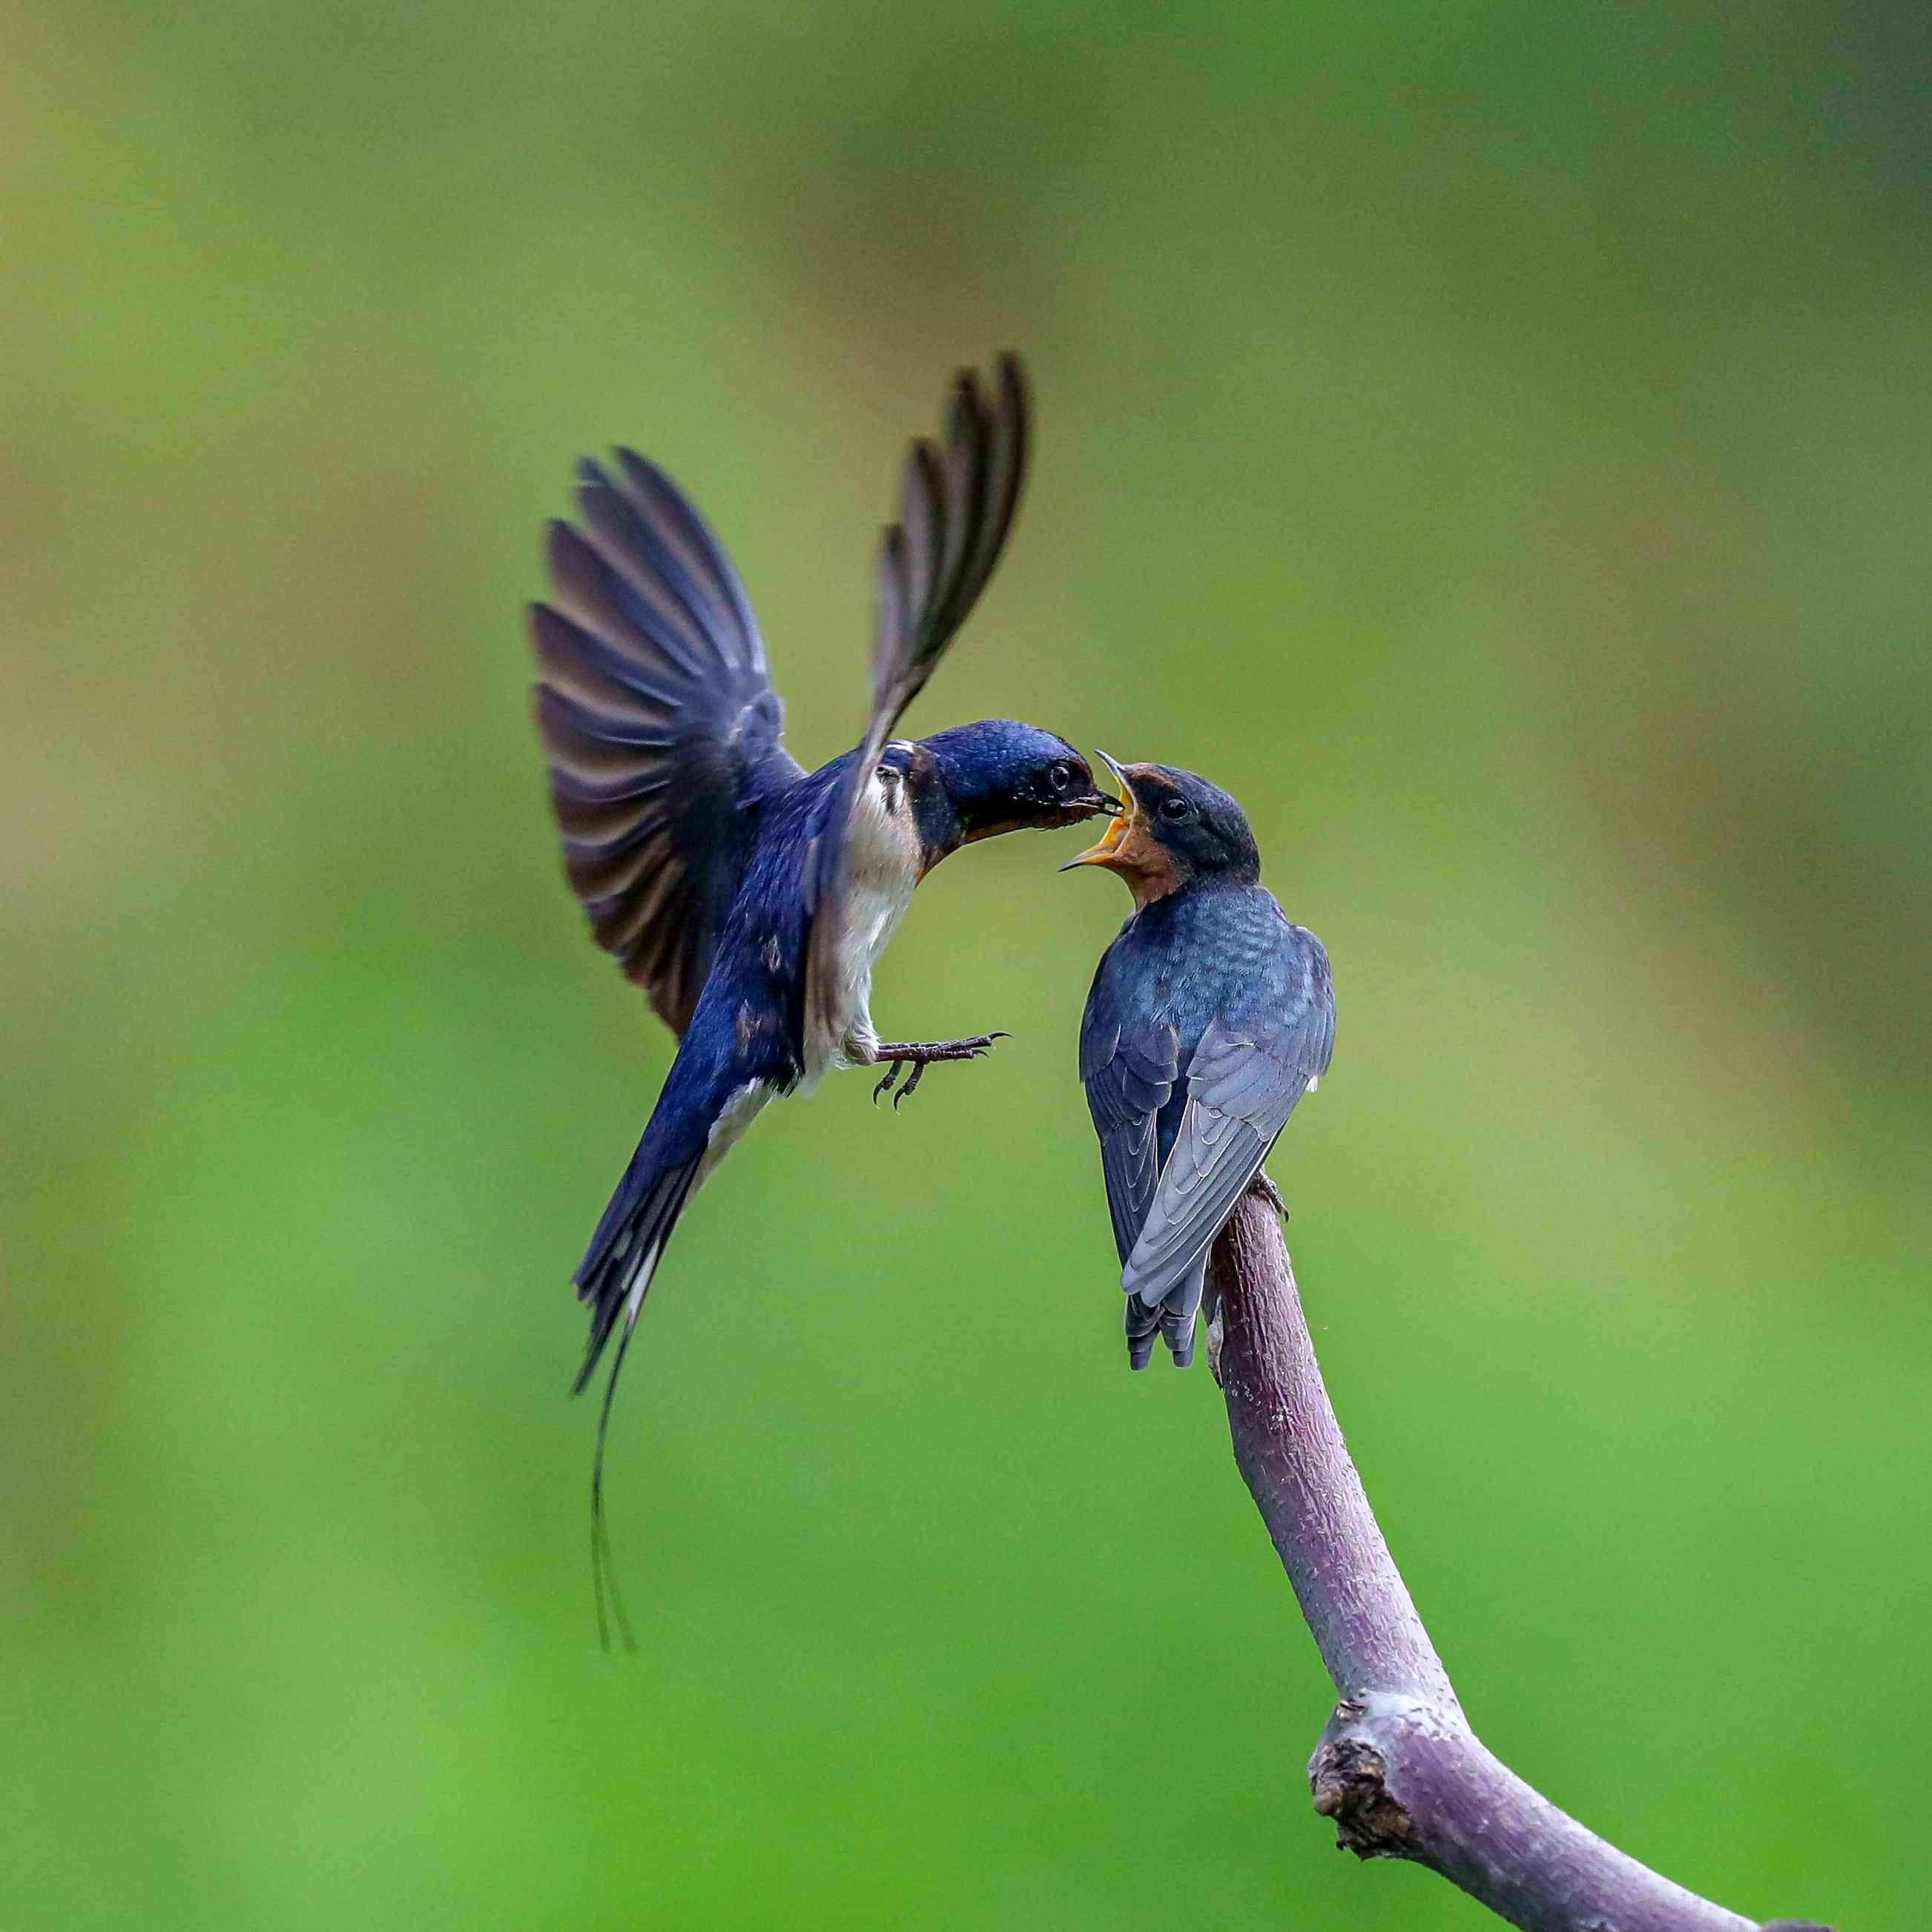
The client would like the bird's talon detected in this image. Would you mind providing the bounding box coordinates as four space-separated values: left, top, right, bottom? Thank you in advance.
1249 1170 1289 1218
869 1032 1006 1109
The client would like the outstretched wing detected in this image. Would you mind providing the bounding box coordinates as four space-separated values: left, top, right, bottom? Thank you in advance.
530 450 804 1037
805 356 1031 1036
863 353 1029 765
1119 956 1335 1310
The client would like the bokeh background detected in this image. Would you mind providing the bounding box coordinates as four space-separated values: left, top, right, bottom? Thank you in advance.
7 4 1931 1926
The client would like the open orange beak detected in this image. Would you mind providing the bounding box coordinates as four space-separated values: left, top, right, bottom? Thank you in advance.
1058 751 1138 871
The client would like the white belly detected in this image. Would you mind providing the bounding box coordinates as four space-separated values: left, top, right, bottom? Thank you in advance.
802 767 921 1087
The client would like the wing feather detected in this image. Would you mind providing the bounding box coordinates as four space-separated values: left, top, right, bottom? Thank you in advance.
530 451 803 1036
1080 989 1183 1269
805 356 1032 1032
1121 981 1334 1308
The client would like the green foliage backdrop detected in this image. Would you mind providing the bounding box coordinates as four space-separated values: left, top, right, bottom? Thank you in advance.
7 5 1930 1926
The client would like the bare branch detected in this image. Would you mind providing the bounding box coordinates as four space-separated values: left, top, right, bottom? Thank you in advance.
1204 1187 1832 1932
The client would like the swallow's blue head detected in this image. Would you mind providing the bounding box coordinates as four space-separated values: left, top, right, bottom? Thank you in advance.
1060 755 1260 905
909 719 1118 851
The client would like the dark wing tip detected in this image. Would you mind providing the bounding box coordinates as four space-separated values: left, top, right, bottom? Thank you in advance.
997 355 1027 435
542 516 585 579
950 363 986 419
611 446 671 495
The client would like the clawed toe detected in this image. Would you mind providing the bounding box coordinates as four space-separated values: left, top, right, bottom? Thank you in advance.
869 1032 1012 1110
1248 1169 1289 1218
943 1031 1009 1063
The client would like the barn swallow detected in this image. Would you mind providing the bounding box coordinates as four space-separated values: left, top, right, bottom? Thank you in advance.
528 356 1115 1639
1064 756 1335 1368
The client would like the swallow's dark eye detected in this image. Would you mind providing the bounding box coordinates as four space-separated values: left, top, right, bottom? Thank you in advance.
1046 762 1073 791
1159 795 1192 822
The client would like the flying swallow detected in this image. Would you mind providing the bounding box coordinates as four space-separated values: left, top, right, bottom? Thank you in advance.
527 356 1116 1636
1065 756 1334 1368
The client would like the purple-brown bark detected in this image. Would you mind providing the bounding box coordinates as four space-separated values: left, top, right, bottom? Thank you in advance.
1204 1187 1830 1932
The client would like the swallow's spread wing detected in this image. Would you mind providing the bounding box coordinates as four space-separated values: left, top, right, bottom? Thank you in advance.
531 453 804 1036
863 355 1029 761
1119 981 1335 1310
805 357 1030 1035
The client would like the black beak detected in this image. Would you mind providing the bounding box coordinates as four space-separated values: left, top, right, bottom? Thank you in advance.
1078 752 1128 817
1059 751 1138 871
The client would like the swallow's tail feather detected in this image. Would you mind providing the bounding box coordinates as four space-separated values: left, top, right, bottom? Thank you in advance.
1124 1252 1207 1371
568 1140 704 1651
572 1149 703 1397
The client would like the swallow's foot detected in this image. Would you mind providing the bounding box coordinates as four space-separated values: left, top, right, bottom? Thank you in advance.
1248 1169 1289 1219
871 1033 1009 1109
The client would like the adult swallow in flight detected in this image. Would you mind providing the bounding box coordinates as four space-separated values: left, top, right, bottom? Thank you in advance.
1065 757 1334 1368
528 356 1115 1637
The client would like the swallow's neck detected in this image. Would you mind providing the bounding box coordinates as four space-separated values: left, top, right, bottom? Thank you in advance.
865 744 952 875
1120 847 1259 912
913 793 965 871
874 742 975 876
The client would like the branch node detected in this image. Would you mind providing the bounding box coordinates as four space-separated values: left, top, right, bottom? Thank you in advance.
1309 1704 1421 1861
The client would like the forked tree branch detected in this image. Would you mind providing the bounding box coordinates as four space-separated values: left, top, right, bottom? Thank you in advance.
1203 1187 1831 1932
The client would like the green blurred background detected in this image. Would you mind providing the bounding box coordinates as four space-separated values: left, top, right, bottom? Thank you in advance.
7 3 1930 1926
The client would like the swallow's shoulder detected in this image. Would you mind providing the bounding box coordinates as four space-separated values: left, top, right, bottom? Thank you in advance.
1237 887 1328 968
1282 915 1331 982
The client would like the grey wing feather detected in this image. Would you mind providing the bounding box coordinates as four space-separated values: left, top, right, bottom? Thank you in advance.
806 357 1030 1035
864 355 1028 741
1120 1000 1331 1308
1080 1012 1182 1265
530 452 804 1037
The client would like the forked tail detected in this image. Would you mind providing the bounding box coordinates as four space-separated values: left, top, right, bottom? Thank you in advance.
572 1145 703 1651
1124 1252 1208 1370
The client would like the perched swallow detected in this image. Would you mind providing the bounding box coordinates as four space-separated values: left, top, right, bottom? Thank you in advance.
1066 757 1335 1368
528 356 1115 1636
